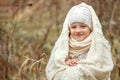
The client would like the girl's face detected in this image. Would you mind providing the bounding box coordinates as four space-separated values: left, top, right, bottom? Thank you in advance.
69 22 92 42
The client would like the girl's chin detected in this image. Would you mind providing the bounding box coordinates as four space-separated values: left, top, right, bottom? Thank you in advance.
74 36 83 40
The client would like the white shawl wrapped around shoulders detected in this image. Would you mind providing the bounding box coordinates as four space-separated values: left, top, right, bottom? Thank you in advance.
45 2 114 80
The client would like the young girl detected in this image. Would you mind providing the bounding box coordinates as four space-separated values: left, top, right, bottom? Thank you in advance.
46 2 114 80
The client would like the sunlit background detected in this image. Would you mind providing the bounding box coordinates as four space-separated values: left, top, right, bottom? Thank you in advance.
0 0 120 80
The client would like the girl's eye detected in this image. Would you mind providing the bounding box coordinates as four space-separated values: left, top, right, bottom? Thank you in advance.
70 26 77 29
80 25 87 28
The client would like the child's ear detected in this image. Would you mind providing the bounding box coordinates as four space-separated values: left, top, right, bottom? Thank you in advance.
90 28 93 32
68 28 71 37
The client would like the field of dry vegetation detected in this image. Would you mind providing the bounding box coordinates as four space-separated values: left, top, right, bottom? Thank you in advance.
0 0 120 80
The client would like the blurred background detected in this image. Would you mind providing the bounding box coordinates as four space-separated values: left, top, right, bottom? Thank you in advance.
0 0 120 80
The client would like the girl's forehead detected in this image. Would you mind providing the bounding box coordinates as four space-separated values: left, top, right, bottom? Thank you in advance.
69 22 92 30
70 22 88 26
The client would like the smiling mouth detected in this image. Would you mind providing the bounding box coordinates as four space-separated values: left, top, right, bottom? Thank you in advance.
75 33 83 36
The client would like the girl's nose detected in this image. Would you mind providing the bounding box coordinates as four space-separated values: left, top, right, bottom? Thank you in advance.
76 27 82 32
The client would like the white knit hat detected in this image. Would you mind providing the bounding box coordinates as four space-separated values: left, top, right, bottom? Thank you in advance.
68 4 92 28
